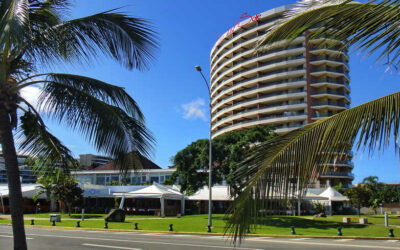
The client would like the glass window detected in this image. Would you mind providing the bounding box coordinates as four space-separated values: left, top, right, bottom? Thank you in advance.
131 176 141 185
105 175 111 185
160 176 165 183
96 175 105 185
150 176 159 184
141 175 147 183
111 175 119 182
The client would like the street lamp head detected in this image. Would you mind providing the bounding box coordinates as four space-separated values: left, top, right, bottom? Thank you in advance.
195 65 202 72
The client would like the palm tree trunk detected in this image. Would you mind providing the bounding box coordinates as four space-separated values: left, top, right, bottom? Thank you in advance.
0 108 27 250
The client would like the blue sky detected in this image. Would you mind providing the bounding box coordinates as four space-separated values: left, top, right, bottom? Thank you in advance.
24 0 400 184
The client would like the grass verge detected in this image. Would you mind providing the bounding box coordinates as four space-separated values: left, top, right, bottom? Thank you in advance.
1 214 399 237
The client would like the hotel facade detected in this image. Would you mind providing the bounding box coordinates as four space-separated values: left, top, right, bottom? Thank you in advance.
210 6 353 188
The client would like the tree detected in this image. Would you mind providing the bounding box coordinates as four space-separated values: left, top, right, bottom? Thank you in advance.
0 1 158 249
164 139 209 195
52 176 83 216
165 126 276 195
362 176 383 213
226 0 400 242
32 175 56 211
333 182 344 194
344 186 370 216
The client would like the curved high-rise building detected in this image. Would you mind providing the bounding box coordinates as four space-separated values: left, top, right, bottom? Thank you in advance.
210 6 353 188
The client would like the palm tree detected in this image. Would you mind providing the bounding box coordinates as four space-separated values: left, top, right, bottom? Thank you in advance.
0 1 158 249
32 175 56 212
226 0 400 243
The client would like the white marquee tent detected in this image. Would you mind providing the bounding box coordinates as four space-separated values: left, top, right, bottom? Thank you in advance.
114 183 184 217
319 187 349 216
187 186 232 201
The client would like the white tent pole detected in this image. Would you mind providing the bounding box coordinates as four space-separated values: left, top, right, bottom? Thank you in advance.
181 196 185 216
297 199 301 216
296 179 300 216
0 194 4 214
119 195 125 209
160 196 165 217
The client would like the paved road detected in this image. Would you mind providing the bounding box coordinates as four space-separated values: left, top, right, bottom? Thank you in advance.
0 225 399 249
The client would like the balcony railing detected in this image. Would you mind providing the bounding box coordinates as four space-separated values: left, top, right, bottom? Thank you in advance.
214 89 305 115
214 113 306 134
213 77 305 104
311 101 350 109
213 77 305 106
212 20 277 60
213 47 304 79
275 123 304 130
310 67 350 78
321 160 354 167
312 112 333 118
319 171 354 178
310 45 349 56
212 56 305 93
310 79 350 89
311 90 351 99
310 56 349 67
213 101 306 127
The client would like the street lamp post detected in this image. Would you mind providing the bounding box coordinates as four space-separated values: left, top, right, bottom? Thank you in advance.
195 65 213 229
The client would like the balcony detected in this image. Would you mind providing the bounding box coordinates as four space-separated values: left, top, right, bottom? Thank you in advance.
212 46 304 81
311 101 350 109
212 77 305 107
212 77 305 105
212 33 259 66
310 79 350 89
212 57 305 94
312 112 333 118
310 67 350 79
212 101 306 129
311 89 351 100
211 20 279 62
318 171 354 178
212 113 306 136
310 45 349 56
321 160 354 167
213 89 306 116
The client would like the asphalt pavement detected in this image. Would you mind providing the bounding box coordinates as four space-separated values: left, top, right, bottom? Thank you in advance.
0 224 399 250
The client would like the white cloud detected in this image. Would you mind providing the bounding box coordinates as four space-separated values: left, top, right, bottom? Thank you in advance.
181 98 207 121
20 85 42 109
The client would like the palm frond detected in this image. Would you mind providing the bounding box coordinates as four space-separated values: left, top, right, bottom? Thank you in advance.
17 98 78 173
0 0 29 81
226 91 400 243
257 0 400 66
0 0 29 46
16 73 144 119
26 10 158 70
34 79 154 172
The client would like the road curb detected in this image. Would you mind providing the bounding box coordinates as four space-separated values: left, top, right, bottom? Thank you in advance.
4 224 398 240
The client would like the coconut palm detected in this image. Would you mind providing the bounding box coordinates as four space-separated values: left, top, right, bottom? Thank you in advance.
226 0 400 243
0 1 158 249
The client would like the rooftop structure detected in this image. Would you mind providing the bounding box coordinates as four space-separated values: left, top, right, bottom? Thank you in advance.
79 154 112 168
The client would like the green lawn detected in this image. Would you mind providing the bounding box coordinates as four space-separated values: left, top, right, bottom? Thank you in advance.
1 214 399 237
